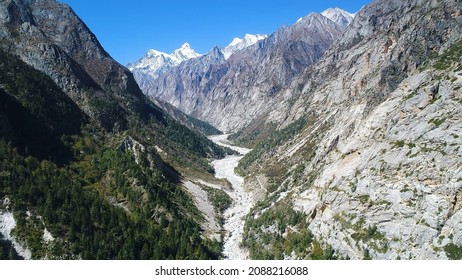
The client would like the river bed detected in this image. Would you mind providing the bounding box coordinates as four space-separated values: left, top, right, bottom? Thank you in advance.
209 134 253 260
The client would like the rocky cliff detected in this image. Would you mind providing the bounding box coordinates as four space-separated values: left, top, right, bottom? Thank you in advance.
238 0 462 260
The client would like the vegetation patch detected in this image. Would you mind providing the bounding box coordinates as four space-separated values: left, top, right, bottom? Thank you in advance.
428 117 447 128
358 194 371 205
392 140 416 149
444 243 462 260
404 91 418 100
434 39 462 70
242 201 336 260
351 225 387 251
202 186 232 225
401 184 411 193
187 116 222 136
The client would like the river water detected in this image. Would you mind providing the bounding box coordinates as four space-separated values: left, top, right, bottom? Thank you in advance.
209 134 253 260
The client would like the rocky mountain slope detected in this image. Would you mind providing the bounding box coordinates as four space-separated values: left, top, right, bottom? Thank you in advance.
131 10 346 132
0 0 229 259
237 0 462 260
151 98 222 136
0 0 225 165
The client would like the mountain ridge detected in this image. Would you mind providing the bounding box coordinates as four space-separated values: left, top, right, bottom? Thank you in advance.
128 33 267 78
127 43 201 76
222 34 268 59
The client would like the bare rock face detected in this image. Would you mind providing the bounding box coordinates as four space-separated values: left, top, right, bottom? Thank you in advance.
133 12 344 132
239 0 462 259
0 0 161 131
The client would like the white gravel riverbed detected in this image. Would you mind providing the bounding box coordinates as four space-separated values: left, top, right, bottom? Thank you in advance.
209 134 253 260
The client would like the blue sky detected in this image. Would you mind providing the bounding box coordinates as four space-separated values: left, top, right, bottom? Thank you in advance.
60 0 372 65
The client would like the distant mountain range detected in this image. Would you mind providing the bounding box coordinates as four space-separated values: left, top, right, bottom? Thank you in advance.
127 43 201 77
129 8 350 132
128 34 268 78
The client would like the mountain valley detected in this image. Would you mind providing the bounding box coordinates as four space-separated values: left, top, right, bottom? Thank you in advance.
1 0 462 260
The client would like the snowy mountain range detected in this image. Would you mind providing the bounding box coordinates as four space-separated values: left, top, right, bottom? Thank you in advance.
127 43 201 76
128 34 267 76
128 7 355 132
128 8 354 79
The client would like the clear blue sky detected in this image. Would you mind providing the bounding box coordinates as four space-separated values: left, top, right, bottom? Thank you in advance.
59 0 372 65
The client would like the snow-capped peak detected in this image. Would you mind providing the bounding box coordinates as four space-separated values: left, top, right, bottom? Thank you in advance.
321 7 355 27
222 34 267 59
172 42 201 61
244 34 266 43
181 42 191 49
229 37 244 47
128 43 201 74
146 49 168 58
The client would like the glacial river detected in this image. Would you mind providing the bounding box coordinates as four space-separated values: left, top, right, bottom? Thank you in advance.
209 134 253 260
